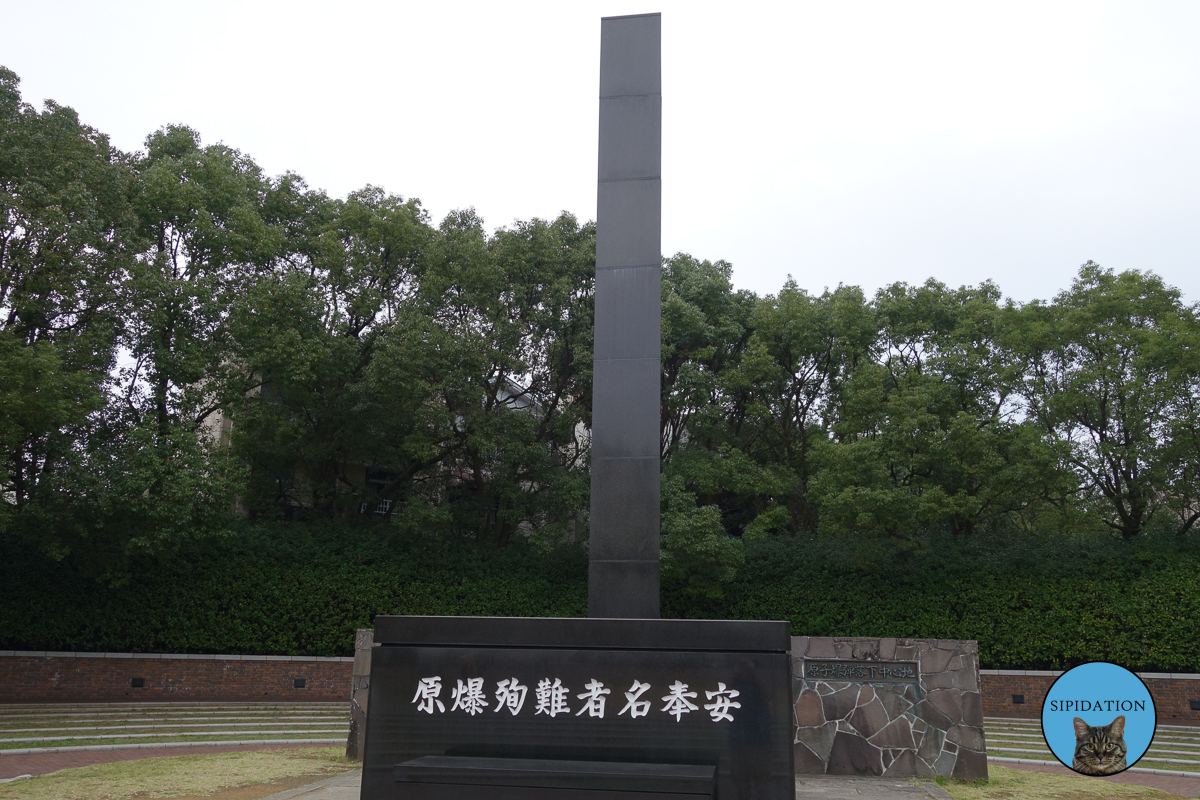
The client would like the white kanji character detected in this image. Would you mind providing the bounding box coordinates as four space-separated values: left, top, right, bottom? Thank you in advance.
575 679 611 718
703 682 741 722
451 677 489 715
661 680 699 721
619 680 652 718
411 676 445 714
494 678 528 715
535 678 571 716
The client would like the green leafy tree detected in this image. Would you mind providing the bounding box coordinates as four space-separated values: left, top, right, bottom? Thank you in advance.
225 182 427 516
738 281 875 534
0 67 131 558
387 210 593 545
228 199 594 547
1012 263 1200 538
812 280 1059 537
657 255 754 590
106 124 280 552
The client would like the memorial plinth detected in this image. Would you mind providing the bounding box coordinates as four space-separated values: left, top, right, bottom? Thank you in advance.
359 13 796 799
361 616 795 799
791 636 987 779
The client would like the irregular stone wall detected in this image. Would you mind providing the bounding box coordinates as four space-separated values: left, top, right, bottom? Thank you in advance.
791 636 986 779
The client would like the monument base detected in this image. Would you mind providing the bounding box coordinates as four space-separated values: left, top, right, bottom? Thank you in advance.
791 636 987 779
361 616 795 799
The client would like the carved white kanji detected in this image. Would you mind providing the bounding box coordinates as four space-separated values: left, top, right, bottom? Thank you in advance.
451 677 489 715
535 678 571 716
411 676 445 714
575 679 611 718
619 680 652 718
661 680 699 721
703 682 741 722
494 678 528 715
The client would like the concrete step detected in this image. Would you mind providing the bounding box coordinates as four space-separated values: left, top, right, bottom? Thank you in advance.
0 702 350 754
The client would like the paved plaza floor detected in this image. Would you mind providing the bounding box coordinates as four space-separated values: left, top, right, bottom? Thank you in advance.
795 775 954 799
258 772 958 800
267 767 1200 800
260 770 362 799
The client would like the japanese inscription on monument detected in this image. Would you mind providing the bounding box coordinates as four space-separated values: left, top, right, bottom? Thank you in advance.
410 676 742 722
803 660 919 682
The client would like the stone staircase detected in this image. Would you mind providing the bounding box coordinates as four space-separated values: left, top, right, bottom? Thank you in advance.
0 702 348 755
986 716 1200 777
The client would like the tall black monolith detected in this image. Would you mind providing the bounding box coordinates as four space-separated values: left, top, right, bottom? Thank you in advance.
589 12 662 619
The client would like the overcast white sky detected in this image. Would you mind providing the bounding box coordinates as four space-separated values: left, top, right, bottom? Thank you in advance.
4 1 1199 304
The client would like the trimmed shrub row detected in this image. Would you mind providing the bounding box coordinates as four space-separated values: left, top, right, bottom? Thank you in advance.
3 523 1197 671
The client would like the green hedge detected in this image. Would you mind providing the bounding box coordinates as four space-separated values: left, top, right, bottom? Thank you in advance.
3 523 1198 671
0 523 587 658
671 534 1200 672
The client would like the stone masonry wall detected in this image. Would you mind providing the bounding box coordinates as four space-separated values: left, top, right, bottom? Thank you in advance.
0 651 353 703
791 636 987 780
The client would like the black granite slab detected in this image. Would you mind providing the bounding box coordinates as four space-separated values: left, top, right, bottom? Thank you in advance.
362 618 794 799
394 755 715 795
371 615 789 653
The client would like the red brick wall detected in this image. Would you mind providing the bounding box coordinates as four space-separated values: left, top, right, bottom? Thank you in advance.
4 655 1198 719
0 655 353 703
981 672 1200 721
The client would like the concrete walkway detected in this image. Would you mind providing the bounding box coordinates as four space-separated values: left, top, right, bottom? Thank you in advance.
261 769 362 799
796 775 955 799
265 772 956 799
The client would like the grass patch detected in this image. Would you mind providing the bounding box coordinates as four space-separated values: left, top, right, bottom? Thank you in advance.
934 765 1190 800
0 747 354 800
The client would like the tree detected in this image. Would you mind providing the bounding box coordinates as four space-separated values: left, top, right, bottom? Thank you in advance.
812 280 1060 537
738 281 874 534
385 210 593 545
0 67 132 559
657 255 754 591
1012 263 1200 538
225 182 428 516
102 124 280 553
227 199 595 546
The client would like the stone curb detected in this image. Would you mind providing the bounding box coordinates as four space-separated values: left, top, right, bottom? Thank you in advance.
260 770 362 799
988 756 1200 779
917 779 956 799
0 652 354 663
0 738 345 756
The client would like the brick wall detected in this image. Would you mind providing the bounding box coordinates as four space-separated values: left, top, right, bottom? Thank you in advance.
3 653 1198 719
981 670 1200 721
0 651 353 703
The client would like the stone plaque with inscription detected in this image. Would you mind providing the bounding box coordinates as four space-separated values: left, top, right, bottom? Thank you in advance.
791 637 987 780
803 660 919 683
362 617 795 799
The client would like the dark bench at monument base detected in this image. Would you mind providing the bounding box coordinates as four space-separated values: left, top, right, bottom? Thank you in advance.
394 755 716 800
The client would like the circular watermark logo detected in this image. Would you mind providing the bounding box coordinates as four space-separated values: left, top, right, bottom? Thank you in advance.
1041 662 1156 776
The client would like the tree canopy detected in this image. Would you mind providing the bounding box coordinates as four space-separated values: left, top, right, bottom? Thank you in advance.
3 68 1199 591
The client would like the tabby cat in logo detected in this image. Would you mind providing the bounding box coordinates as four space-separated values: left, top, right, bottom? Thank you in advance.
1072 715 1127 775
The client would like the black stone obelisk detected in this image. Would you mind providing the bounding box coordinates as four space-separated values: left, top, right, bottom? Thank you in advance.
589 13 661 619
